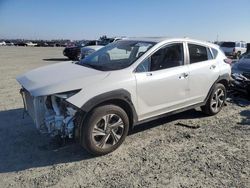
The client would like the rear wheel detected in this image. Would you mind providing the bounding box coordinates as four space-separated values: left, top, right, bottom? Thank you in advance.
201 83 226 115
80 105 129 155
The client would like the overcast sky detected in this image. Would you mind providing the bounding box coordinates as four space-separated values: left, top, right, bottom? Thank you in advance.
0 0 250 42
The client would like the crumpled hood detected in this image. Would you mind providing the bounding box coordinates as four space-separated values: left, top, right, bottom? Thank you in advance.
16 61 109 96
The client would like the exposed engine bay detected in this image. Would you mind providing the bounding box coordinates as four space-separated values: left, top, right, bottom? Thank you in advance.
20 88 78 138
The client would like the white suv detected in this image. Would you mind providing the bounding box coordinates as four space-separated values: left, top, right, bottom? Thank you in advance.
17 38 231 155
220 41 247 59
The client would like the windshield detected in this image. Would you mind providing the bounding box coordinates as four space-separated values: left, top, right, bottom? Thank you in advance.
221 42 235 48
78 40 155 71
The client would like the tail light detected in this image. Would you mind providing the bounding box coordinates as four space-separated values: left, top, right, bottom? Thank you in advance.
224 58 232 65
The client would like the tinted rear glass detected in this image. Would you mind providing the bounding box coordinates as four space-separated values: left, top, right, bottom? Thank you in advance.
188 44 208 63
221 42 235 47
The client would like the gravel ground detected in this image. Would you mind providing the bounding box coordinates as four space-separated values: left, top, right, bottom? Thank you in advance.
0 46 249 188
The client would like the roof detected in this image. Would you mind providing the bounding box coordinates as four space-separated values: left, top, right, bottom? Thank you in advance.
124 37 218 48
124 37 170 43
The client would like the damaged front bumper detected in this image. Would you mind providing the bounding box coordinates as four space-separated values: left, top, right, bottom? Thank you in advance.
20 88 81 138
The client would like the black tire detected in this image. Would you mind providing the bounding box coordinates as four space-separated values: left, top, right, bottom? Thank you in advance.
201 83 226 115
80 105 129 155
75 52 81 61
68 56 74 60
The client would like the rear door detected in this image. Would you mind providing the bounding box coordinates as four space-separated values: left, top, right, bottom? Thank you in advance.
186 43 219 104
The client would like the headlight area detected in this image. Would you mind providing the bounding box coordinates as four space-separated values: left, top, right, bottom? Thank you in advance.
43 90 81 138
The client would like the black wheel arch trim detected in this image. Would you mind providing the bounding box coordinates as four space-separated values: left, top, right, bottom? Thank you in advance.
81 89 138 124
78 74 229 132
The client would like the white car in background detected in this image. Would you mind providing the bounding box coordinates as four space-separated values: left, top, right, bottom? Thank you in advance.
220 41 247 59
0 41 6 46
80 37 127 60
80 45 104 60
26 42 37 47
17 38 231 155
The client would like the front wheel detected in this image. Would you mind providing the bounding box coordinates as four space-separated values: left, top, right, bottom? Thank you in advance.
80 105 129 155
201 83 226 115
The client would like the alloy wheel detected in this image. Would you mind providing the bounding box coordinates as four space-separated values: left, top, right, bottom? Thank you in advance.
210 88 225 113
91 114 124 149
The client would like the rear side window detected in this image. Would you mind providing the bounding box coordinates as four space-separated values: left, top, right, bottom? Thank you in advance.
188 44 210 63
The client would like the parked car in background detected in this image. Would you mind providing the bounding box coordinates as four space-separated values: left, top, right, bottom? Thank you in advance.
0 41 6 46
220 41 247 59
5 41 14 46
231 52 250 94
237 43 250 59
63 37 123 60
79 37 126 60
80 45 104 60
80 37 126 59
17 38 231 155
26 42 37 47
16 42 27 46
35 42 49 47
63 42 87 60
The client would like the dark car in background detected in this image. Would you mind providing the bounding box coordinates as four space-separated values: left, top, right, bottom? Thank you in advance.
63 41 89 60
16 42 27 46
231 53 250 94
35 41 49 47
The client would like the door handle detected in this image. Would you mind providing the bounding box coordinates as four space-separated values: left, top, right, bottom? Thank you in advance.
179 73 188 79
210 65 216 69
146 72 153 76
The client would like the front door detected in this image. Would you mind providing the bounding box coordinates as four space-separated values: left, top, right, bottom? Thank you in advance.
135 43 190 120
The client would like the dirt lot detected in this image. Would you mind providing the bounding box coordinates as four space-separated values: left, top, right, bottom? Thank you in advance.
0 46 249 188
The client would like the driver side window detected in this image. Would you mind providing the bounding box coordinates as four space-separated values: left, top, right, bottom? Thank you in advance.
136 43 184 72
